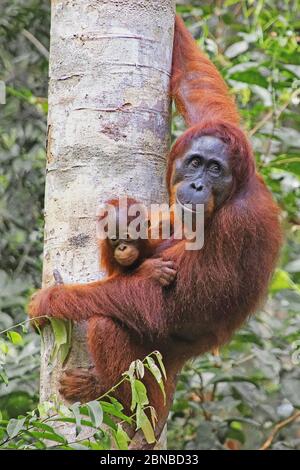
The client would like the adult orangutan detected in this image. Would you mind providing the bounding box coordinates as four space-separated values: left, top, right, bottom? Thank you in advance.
28 16 282 444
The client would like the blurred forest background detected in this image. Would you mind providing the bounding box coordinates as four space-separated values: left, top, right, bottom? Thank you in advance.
0 0 299 450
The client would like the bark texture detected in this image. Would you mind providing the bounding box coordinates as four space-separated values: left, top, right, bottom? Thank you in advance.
40 0 175 445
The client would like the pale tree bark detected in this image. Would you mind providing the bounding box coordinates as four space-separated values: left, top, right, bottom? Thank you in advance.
40 0 175 447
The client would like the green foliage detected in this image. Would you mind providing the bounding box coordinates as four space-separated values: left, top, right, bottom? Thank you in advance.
0 0 49 440
49 319 72 365
0 350 166 449
0 0 49 309
0 0 299 451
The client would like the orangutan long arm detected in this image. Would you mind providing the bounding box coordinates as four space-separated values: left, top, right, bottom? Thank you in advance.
28 241 185 336
171 15 240 127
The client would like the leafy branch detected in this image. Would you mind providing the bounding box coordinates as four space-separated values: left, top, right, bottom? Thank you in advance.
0 351 166 450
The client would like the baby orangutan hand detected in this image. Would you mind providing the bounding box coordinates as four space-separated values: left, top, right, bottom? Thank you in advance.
138 258 177 287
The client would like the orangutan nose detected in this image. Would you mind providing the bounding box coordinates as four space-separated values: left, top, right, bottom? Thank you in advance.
191 181 203 191
118 244 127 252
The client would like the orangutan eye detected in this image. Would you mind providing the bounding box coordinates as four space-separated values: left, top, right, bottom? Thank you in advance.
189 156 202 168
208 161 221 175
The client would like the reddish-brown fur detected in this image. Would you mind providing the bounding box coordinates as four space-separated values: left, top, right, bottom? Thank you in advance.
98 197 154 277
29 16 282 446
171 15 240 128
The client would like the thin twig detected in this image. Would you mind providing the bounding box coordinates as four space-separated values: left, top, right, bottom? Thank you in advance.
249 88 300 137
249 110 273 137
0 316 49 335
260 411 300 450
235 353 255 365
22 29 49 59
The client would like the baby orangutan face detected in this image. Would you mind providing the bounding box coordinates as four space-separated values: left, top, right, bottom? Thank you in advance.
108 235 140 267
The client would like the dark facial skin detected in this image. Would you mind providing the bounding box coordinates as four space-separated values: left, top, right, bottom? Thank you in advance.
172 136 233 213
108 235 140 267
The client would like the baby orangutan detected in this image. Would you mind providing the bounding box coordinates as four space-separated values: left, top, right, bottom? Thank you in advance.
98 197 176 286
58 197 176 403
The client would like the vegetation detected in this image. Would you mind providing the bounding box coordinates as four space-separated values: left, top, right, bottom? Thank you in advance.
0 0 299 450
0 350 166 449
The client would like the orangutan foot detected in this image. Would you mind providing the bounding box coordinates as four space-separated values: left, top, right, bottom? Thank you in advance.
59 367 102 403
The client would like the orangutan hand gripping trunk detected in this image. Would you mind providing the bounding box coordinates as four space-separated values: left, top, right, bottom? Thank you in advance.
29 15 282 446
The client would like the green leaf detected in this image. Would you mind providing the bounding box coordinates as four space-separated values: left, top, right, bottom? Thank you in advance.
225 417 260 427
0 370 9 385
224 0 240 5
30 421 58 433
227 427 245 444
69 443 90 450
270 269 299 293
102 414 118 431
87 401 103 428
114 424 130 450
283 64 300 79
225 41 249 59
134 380 149 408
135 359 145 378
146 356 162 383
70 402 82 436
7 331 23 345
146 356 166 404
29 430 66 444
59 320 72 364
136 405 155 444
0 342 9 354
49 318 72 364
100 400 132 424
130 378 138 412
7 417 26 438
152 351 167 380
230 70 268 88
58 404 72 417
107 396 124 412
264 155 300 178
50 317 67 343
126 361 136 380
149 406 158 429
52 417 95 429
92 430 111 450
285 259 300 273
37 401 54 418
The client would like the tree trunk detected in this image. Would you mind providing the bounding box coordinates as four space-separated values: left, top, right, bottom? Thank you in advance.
40 0 175 447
